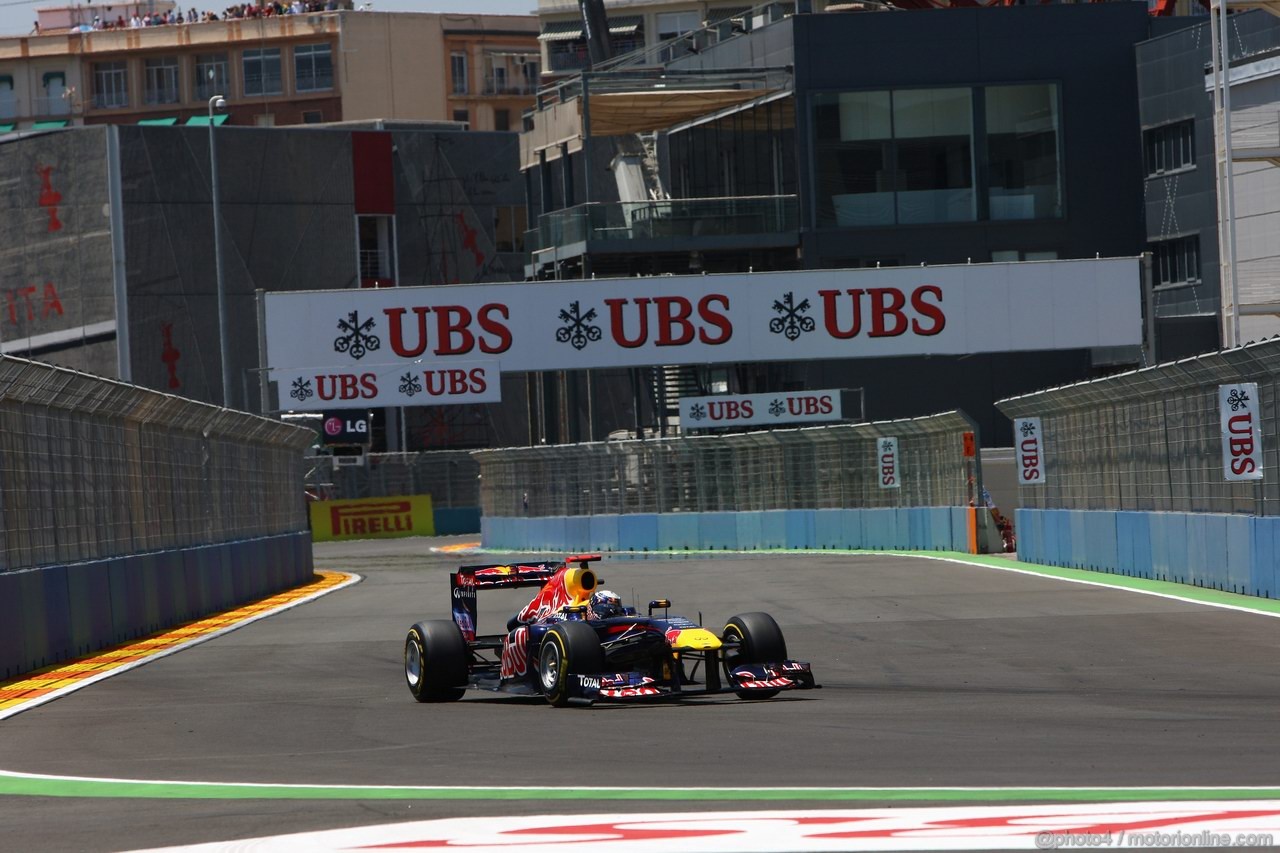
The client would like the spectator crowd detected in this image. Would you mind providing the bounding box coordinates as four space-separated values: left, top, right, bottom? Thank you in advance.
50 1 348 32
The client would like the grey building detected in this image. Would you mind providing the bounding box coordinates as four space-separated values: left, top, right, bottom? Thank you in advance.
521 4 1197 445
1 122 531 449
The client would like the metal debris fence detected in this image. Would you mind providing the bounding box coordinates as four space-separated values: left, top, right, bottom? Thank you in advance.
0 356 314 573
303 451 481 507
997 337 1280 515
473 411 979 518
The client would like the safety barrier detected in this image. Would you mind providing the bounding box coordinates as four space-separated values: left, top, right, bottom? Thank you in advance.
997 339 1280 599
1015 508 1270 597
0 357 315 679
483 507 975 554
475 411 990 553
304 451 481 534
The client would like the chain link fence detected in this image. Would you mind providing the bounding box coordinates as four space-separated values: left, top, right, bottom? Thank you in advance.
0 356 314 573
997 338 1280 515
473 411 978 517
303 451 481 508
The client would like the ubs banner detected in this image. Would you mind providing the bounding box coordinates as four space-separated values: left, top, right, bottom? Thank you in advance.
1220 383 1264 482
310 494 436 542
1014 417 1046 486
679 388 844 429
265 259 1141 379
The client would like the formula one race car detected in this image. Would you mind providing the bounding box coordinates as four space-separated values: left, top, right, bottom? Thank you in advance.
403 554 817 706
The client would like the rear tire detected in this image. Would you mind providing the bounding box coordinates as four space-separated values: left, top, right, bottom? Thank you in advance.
723 612 787 699
538 621 605 707
404 620 468 703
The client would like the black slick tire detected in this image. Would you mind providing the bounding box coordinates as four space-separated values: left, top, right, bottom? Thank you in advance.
538 620 605 707
723 611 787 699
404 620 468 703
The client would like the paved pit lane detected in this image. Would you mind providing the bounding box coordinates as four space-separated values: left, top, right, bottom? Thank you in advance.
2 539 1280 851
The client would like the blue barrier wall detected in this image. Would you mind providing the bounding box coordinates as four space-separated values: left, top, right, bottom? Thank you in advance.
482 508 970 555
1015 508 1274 598
0 531 314 680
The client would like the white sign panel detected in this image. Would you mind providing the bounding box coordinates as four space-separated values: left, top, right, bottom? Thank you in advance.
1013 417 1046 486
877 436 900 490
264 259 1141 376
680 389 843 429
1220 382 1263 481
274 360 501 412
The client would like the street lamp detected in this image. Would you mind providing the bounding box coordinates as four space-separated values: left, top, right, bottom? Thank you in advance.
208 93 233 408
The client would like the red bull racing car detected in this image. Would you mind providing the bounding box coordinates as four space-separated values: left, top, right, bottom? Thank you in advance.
403 554 817 706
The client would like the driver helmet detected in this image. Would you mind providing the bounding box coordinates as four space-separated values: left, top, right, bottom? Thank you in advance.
590 589 624 619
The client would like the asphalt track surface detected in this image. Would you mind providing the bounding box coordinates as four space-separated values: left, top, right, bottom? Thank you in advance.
4 539 1280 852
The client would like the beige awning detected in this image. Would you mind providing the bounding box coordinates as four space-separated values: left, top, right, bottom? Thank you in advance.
585 88 777 137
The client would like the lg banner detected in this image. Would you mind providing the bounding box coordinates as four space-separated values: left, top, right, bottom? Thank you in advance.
680 389 843 429
1014 417 1046 485
1220 383 1263 481
273 360 501 412
264 259 1141 377
878 437 900 489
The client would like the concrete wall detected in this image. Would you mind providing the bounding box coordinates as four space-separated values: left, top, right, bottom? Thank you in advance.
0 531 313 679
1016 508 1274 598
483 506 973 554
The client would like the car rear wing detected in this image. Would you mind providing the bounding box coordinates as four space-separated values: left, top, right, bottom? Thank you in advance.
450 555 603 641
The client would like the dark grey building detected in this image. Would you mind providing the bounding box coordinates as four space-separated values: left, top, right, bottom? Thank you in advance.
1 122 531 449
522 4 1196 445
1137 9 1280 360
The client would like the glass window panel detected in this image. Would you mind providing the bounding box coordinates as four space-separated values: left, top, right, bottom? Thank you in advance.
295 44 332 92
986 83 1062 220
194 53 228 101
243 48 282 97
837 91 890 141
893 88 971 139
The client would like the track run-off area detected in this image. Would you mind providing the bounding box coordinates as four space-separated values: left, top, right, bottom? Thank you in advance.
3 538 1280 851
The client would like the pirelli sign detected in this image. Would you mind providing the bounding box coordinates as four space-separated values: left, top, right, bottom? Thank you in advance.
310 494 435 542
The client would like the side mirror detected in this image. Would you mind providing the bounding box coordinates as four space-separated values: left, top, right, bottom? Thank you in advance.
648 599 672 615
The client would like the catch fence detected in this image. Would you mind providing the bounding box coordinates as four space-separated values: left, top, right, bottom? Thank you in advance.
303 450 481 507
997 337 1280 515
473 411 978 518
0 356 313 573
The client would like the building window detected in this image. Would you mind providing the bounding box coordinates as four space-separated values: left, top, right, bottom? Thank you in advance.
243 48 283 96
91 62 128 109
992 249 1058 262
0 75 16 120
453 109 469 127
494 108 510 131
494 205 527 253
194 53 228 101
1144 119 1195 177
1152 235 1200 288
451 52 468 95
986 83 1062 220
814 87 975 227
302 110 323 124
358 215 396 282
295 44 333 93
814 83 1062 228
657 10 700 61
144 56 180 105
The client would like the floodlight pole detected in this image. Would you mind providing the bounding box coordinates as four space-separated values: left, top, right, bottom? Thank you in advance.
1210 1 1241 348
209 94 233 408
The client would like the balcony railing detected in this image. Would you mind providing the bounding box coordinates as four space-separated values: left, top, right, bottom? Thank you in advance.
297 71 334 92
244 74 283 97
483 77 537 96
529 195 799 257
144 86 180 105
34 96 73 116
194 79 226 101
91 92 128 110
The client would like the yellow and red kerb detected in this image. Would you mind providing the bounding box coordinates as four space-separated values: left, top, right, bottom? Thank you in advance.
0 570 352 717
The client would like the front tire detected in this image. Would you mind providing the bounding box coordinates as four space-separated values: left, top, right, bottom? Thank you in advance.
723 612 787 699
539 621 605 707
404 620 468 703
